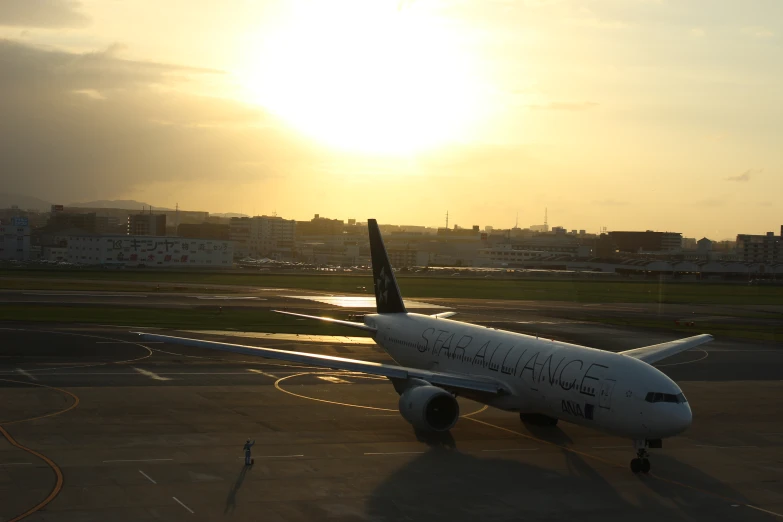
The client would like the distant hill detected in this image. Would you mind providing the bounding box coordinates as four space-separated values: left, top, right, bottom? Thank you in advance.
68 199 173 211
0 193 53 211
211 213 249 218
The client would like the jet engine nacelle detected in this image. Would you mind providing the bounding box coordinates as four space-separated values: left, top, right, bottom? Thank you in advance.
398 384 460 432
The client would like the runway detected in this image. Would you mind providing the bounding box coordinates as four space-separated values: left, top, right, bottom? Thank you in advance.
1 315 782 520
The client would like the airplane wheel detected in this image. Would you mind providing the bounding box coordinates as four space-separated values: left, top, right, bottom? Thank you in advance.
630 458 641 473
641 459 650 474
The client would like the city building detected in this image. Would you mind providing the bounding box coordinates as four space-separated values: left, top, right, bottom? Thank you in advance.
67 235 233 267
477 246 551 266
736 227 782 264
296 214 344 236
608 231 682 253
47 212 108 234
177 222 230 240
387 247 430 268
696 238 713 259
230 216 296 258
128 214 166 236
0 224 31 260
66 206 209 227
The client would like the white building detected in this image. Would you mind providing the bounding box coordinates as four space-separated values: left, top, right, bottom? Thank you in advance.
230 216 296 258
67 235 233 267
477 246 552 267
0 224 31 261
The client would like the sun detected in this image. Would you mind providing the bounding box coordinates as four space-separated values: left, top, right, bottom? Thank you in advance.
237 1 482 154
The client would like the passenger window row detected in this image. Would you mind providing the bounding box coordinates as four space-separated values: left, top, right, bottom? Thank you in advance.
645 392 687 404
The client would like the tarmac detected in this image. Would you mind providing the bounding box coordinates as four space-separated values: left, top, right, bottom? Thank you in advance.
1 290 782 521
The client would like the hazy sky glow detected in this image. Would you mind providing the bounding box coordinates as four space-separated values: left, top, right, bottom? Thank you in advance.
0 0 780 238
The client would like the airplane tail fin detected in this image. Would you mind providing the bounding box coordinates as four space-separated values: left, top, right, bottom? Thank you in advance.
368 219 407 314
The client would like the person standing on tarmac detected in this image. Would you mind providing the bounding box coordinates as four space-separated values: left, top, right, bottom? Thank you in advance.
243 439 255 465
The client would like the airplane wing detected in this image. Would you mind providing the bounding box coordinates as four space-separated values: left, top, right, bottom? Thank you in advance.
133 332 509 395
619 334 713 365
432 312 457 319
273 310 376 333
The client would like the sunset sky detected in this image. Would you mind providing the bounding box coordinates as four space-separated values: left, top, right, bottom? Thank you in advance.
0 0 780 239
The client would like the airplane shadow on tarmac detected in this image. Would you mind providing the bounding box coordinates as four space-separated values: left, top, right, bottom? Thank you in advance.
634 454 771 521
366 430 769 522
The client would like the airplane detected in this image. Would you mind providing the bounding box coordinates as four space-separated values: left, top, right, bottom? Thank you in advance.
136 219 713 474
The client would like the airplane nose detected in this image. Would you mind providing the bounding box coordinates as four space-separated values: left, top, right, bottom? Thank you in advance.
671 403 693 435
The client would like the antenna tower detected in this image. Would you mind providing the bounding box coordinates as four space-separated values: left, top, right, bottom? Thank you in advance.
445 211 449 229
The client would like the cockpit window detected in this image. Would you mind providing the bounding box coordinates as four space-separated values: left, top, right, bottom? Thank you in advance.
645 392 687 404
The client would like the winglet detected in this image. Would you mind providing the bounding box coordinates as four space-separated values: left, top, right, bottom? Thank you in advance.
368 219 407 314
620 334 713 365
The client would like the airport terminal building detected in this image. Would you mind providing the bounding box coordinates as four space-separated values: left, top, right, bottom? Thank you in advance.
67 235 234 268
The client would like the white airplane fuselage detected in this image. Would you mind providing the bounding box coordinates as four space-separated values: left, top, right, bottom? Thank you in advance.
366 313 692 441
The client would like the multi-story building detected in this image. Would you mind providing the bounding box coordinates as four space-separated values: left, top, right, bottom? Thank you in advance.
608 231 682 253
477 246 552 266
296 214 344 236
67 235 233 267
0 224 31 260
127 214 166 236
736 227 782 264
177 222 230 240
67 206 209 227
229 216 296 258
48 212 108 234
387 247 427 269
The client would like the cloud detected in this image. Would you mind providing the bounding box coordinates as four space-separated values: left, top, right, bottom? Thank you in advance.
0 0 90 28
0 40 318 203
690 28 705 38
742 26 775 39
695 198 726 207
593 199 627 206
725 169 762 182
527 102 599 111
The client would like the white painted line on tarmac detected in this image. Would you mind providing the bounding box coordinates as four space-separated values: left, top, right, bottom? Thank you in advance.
172 496 194 514
317 375 352 384
133 367 172 381
363 450 425 456
15 370 347 376
139 470 157 484
96 341 163 344
103 458 173 463
190 296 265 300
0 462 33 467
482 448 538 452
15 368 38 381
746 504 783 518
592 446 628 449
238 455 304 459
152 348 208 358
694 445 758 449
247 369 278 379
23 292 148 297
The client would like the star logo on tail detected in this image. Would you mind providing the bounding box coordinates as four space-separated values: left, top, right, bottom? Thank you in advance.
377 266 392 304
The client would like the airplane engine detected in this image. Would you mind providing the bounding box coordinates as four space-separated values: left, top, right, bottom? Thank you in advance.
398 384 459 432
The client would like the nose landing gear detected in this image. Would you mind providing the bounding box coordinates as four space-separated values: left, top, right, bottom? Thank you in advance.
630 440 652 473
631 448 650 473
